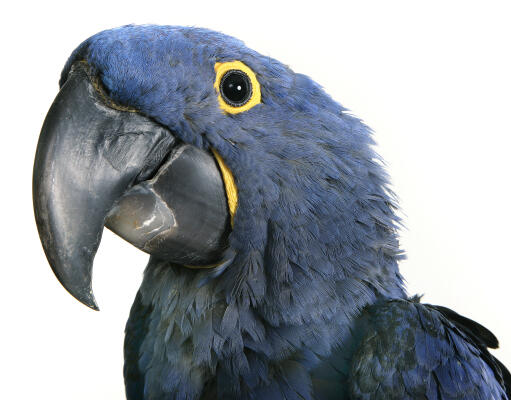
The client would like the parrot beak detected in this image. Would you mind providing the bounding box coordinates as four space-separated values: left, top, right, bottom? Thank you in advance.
33 62 230 310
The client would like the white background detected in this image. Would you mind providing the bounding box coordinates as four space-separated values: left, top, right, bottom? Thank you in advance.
2 1 510 398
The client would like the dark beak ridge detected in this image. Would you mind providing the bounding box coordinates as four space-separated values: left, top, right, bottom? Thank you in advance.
33 63 175 309
33 63 231 310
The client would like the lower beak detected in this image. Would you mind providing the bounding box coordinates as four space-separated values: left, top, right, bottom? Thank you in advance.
33 63 230 310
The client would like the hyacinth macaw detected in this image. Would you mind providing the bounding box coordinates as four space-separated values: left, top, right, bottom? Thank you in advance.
33 25 510 399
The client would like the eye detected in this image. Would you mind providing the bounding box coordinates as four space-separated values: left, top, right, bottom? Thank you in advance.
220 70 252 106
214 61 261 114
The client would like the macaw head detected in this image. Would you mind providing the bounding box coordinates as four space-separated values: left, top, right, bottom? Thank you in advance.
34 25 404 321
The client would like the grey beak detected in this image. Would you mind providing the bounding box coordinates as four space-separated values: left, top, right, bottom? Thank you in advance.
105 144 230 265
33 62 230 310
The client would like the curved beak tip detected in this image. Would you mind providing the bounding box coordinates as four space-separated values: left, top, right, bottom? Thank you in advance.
77 292 100 311
47 256 101 311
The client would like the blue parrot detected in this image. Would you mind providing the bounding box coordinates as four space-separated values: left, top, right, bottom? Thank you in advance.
33 25 510 399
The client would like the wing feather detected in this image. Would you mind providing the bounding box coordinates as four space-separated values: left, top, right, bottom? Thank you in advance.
349 298 510 400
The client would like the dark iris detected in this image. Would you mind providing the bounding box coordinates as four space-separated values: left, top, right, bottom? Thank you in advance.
220 70 252 107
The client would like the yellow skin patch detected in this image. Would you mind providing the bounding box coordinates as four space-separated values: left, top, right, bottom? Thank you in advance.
211 148 238 227
214 61 261 114
185 149 237 270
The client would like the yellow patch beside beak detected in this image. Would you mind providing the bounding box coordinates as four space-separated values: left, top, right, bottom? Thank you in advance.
211 148 238 227
185 149 238 270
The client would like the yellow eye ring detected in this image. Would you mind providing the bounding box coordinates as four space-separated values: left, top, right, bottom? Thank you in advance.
214 61 261 114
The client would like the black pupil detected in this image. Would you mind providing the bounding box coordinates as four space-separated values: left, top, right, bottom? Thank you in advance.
220 70 251 106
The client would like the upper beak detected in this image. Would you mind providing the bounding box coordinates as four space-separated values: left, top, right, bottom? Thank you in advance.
33 62 230 310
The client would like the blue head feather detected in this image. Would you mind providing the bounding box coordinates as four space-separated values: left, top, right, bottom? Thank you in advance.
63 25 406 398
